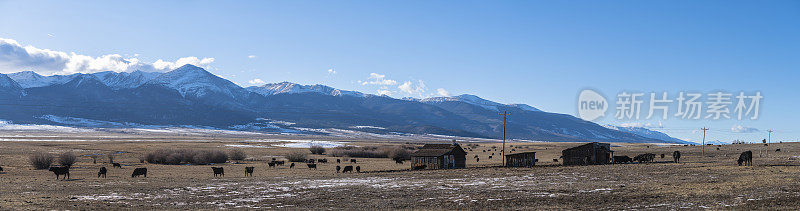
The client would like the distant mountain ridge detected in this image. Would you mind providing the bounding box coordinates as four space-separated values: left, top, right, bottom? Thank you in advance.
0 64 685 143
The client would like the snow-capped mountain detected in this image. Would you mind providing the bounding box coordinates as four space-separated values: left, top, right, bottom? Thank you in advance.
0 73 23 91
92 70 161 89
247 82 365 97
143 64 250 100
605 125 695 145
419 94 540 112
7 71 79 88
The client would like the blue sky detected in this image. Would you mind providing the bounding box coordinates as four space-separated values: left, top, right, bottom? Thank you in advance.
1 0 799 143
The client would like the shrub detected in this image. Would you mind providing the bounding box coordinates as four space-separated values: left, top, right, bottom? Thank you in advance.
329 145 414 159
30 152 54 169
387 147 412 161
285 151 308 162
309 145 326 155
59 151 77 167
145 149 228 165
229 149 247 162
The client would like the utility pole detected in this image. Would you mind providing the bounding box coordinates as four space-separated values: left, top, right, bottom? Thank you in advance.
701 127 709 157
767 130 773 157
499 111 510 167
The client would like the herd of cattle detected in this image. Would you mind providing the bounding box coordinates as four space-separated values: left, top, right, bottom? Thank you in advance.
0 146 763 181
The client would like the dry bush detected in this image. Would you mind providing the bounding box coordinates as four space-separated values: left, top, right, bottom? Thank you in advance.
285 151 308 162
145 149 228 165
29 152 54 169
388 147 412 161
309 145 326 155
58 151 77 167
229 149 247 162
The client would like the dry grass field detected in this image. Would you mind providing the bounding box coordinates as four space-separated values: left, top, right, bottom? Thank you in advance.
2 132 800 210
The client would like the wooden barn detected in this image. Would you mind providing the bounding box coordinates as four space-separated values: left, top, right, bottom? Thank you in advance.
562 142 613 165
504 152 536 167
411 142 467 169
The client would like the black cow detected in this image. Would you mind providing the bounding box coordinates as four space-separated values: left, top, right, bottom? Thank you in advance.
342 166 353 173
98 167 107 178
473 155 479 158
552 159 558 162
738 151 753 166
488 156 492 159
476 157 480 162
306 159 315 163
245 167 254 177
276 161 285 166
350 159 357 163
337 159 341 163
412 165 426 170
776 149 781 152
49 166 70 180
336 166 341 173
112 163 122 168
268 162 276 168
318 159 328 163
673 151 681 163
0 166 3 172
307 163 317 169
131 168 147 177
395 159 403 164
633 153 655 163
660 154 665 159
290 163 295 169
356 166 361 173
613 156 632 163
212 167 224 177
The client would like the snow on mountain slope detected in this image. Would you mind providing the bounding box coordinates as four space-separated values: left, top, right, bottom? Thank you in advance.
144 64 249 99
7 71 80 88
420 94 541 112
92 70 161 89
0 73 22 90
247 82 365 97
605 125 695 145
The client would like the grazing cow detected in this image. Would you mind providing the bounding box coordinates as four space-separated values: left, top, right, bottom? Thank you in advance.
212 167 224 177
307 163 317 169
613 156 633 164
98 167 107 178
290 163 295 169
673 151 681 163
716 147 720 150
131 168 147 178
412 165 426 170
318 159 328 163
112 163 122 168
276 161 285 166
245 167 254 177
342 166 353 173
336 159 341 163
776 149 781 152
0 166 3 172
336 166 341 173
356 166 361 173
473 155 479 158
660 154 665 159
49 166 70 180
482 150 486 152
488 156 492 159
350 159 357 163
553 159 558 162
267 162 276 168
476 157 479 162
737 151 753 166
395 159 403 164
633 153 655 163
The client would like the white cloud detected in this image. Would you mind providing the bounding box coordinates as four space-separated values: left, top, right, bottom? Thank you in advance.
731 125 760 133
377 89 392 96
328 68 336 74
436 88 450 97
398 80 427 97
0 37 214 75
248 78 265 85
248 55 256 59
361 73 397 85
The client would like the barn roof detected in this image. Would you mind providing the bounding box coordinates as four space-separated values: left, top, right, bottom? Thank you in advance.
411 143 463 157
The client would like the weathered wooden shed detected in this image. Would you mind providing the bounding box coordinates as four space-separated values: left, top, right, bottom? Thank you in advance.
504 152 536 167
562 142 613 165
411 142 466 169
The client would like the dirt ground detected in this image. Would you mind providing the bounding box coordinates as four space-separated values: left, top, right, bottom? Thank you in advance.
2 133 800 210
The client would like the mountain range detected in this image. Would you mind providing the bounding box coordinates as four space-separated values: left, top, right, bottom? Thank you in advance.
0 64 693 144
